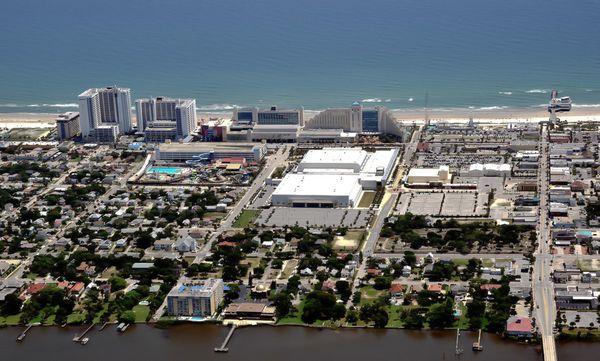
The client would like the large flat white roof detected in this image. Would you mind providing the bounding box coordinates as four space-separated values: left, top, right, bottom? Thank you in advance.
272 173 362 197
407 168 441 177
299 148 368 172
362 149 398 175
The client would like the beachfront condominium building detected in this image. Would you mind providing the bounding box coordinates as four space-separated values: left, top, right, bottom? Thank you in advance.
232 106 304 126
166 279 224 318
135 97 197 142
78 87 133 143
305 102 363 132
305 102 406 138
56 112 80 140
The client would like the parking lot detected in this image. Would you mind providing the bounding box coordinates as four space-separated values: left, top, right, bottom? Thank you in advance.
256 208 373 228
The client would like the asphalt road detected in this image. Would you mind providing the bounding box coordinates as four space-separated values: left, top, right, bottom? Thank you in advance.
532 124 558 361
349 126 421 306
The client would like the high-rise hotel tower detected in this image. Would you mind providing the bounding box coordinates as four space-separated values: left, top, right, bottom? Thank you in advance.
78 86 132 143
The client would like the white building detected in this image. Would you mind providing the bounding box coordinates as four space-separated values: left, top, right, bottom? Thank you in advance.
155 142 266 163
271 174 363 207
56 112 80 140
297 129 357 144
406 166 452 184
233 106 304 126
271 147 398 208
468 163 511 177
78 87 132 142
305 103 405 137
135 97 197 142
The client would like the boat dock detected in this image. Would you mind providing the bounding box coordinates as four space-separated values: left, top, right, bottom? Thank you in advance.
73 325 94 344
16 324 36 342
214 325 237 353
472 329 483 351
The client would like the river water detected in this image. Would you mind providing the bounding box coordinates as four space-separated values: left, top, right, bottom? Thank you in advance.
3 324 597 361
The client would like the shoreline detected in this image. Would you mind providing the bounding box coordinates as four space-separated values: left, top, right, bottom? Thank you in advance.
1 107 600 130
5 320 598 344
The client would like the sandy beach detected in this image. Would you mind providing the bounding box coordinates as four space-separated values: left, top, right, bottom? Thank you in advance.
1 106 600 129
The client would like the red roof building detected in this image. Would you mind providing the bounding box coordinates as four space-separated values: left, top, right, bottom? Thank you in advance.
427 284 443 293
25 283 47 295
506 316 533 338
480 283 502 291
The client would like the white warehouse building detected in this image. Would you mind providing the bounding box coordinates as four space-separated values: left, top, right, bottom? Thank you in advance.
271 147 398 208
406 166 452 185
468 163 511 177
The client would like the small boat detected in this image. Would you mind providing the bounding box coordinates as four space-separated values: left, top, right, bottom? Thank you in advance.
80 337 89 345
117 323 129 333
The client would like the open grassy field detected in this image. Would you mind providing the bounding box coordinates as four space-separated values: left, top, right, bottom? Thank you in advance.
232 209 260 228
132 305 150 323
358 192 376 208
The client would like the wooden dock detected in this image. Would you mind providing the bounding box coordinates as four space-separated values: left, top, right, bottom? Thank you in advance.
73 325 94 344
16 324 35 342
214 325 237 353
472 329 483 351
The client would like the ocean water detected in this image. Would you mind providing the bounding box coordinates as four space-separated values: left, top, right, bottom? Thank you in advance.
1 0 600 113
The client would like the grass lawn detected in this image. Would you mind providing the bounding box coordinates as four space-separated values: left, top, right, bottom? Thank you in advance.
454 302 469 329
277 311 305 325
452 259 469 266
359 286 386 306
132 305 150 323
232 209 260 228
358 192 376 208
333 230 364 251
67 312 85 324
205 211 226 219
385 305 405 328
0 313 22 325
92 304 110 324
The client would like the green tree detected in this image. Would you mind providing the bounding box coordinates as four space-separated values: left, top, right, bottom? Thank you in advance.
273 292 292 317
109 276 127 292
119 310 136 324
0 293 23 315
427 299 455 329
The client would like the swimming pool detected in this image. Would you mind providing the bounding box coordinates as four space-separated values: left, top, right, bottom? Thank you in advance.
146 166 182 175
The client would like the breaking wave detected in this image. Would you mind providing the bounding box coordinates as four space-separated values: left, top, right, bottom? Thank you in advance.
525 89 549 94
498 91 513 95
197 104 239 111
475 106 508 110
572 103 600 108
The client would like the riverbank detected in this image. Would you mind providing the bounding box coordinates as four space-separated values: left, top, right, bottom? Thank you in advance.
1 323 547 361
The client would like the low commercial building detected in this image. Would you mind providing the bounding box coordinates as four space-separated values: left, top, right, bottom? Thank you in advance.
271 173 363 207
223 302 276 320
406 166 452 185
250 124 299 142
166 279 224 317
555 289 599 310
505 316 533 338
468 163 511 177
155 142 266 163
298 129 357 144
271 147 398 208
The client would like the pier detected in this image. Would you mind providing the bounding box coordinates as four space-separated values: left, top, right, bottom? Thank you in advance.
73 325 94 344
214 325 237 353
472 329 483 351
16 324 36 342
